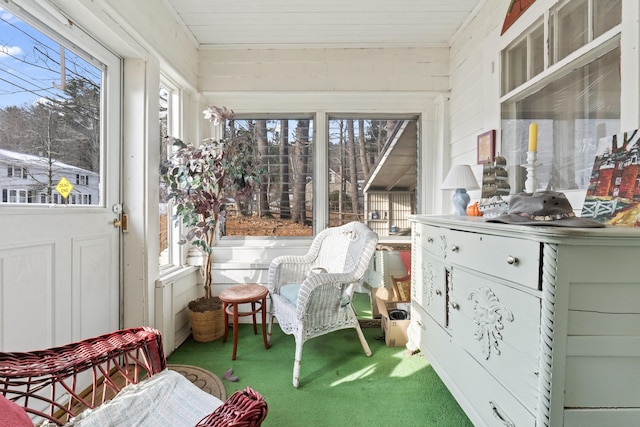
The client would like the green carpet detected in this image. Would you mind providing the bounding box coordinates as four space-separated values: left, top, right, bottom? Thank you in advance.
168 294 472 426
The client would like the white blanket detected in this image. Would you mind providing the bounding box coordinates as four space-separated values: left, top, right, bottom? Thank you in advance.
67 369 223 426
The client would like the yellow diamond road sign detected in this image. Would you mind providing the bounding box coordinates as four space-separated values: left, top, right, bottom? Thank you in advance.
55 177 73 199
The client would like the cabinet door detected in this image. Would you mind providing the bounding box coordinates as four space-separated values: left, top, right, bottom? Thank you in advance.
449 269 541 410
414 250 448 328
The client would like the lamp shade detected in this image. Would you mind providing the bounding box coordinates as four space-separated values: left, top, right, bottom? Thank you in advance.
441 164 480 190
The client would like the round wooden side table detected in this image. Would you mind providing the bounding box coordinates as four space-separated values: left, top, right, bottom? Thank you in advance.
218 284 270 360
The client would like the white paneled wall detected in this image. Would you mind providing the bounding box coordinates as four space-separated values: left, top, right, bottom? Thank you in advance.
448 0 508 205
198 47 449 92
155 267 202 355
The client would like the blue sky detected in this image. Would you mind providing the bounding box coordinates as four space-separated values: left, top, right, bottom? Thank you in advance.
0 7 100 109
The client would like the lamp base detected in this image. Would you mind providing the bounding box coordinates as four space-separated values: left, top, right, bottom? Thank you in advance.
451 188 470 216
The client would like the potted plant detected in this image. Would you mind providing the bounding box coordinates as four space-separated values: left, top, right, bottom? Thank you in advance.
163 106 260 342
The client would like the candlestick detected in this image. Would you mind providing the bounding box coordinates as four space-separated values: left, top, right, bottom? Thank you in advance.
523 151 540 193
528 122 538 152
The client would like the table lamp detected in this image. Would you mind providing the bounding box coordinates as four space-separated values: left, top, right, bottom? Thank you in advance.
441 164 480 215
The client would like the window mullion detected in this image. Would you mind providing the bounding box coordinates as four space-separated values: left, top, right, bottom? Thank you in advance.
544 9 550 71
315 113 328 232
527 33 533 81
588 0 594 42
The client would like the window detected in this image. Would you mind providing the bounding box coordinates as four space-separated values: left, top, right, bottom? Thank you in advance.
503 0 621 95
6 165 27 178
550 0 621 65
2 187 33 203
502 21 543 94
158 82 183 269
159 85 172 267
0 9 104 206
552 0 589 64
76 174 89 185
500 0 621 195
219 115 418 238
328 117 417 237
222 116 314 237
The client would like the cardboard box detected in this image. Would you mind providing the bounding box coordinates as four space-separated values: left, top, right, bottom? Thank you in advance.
370 286 394 318
374 288 411 347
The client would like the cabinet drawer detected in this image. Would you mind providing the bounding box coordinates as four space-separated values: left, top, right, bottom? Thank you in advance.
419 306 535 427
413 223 446 257
450 269 541 410
445 229 541 290
446 337 536 427
411 302 429 349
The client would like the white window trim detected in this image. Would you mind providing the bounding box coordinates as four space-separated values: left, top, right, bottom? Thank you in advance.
200 91 434 239
159 78 189 271
498 0 623 205
500 24 621 105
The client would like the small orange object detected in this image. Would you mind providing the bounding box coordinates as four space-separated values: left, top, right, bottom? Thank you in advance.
467 201 482 216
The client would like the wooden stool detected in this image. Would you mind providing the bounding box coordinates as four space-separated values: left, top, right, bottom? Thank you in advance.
219 284 270 360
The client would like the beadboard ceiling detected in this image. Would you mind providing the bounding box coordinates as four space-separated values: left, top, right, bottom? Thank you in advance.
165 0 483 49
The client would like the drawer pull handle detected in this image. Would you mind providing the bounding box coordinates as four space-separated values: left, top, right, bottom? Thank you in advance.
506 256 518 265
427 236 434 243
489 401 515 427
435 289 442 296
450 302 460 310
451 245 459 252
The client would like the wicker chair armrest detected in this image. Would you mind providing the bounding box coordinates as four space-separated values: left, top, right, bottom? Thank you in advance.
195 386 268 427
295 272 361 316
0 327 166 425
267 255 314 292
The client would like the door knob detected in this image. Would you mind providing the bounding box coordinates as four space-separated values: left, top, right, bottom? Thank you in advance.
113 214 128 231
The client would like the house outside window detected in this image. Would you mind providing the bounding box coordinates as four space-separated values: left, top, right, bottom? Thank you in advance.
76 174 89 185
7 165 27 178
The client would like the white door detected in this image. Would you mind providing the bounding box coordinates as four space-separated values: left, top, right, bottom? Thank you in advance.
0 7 122 351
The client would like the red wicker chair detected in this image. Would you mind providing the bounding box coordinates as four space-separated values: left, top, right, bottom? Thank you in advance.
0 327 267 426
196 387 268 427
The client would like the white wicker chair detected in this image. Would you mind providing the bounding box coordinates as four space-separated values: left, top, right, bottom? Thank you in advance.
266 221 378 388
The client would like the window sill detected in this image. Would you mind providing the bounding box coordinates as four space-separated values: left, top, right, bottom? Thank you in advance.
156 265 199 288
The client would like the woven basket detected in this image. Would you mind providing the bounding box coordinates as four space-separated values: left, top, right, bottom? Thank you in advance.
188 297 225 342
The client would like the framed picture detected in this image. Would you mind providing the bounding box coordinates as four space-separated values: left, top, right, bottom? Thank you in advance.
581 129 640 226
477 130 496 164
392 275 411 301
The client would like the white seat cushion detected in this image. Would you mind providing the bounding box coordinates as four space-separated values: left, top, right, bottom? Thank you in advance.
67 369 223 426
280 283 302 305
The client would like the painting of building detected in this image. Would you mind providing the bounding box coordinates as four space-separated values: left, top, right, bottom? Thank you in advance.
582 130 640 225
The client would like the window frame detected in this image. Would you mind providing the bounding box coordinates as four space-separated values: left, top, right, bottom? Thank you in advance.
202 92 431 242
158 78 187 272
0 1 110 209
208 110 420 242
501 0 622 102
499 0 622 200
219 113 315 238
